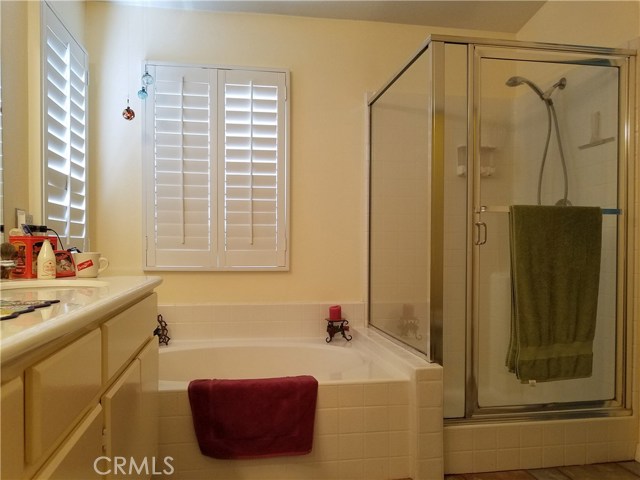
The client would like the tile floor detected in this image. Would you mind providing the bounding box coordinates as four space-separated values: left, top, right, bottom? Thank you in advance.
444 461 640 479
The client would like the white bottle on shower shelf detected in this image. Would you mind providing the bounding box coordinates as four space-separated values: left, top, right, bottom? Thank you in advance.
37 239 56 279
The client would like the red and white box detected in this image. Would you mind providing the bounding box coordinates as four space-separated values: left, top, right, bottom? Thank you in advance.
9 235 59 279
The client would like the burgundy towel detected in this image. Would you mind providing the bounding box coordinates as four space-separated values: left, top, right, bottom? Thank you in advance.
187 375 318 459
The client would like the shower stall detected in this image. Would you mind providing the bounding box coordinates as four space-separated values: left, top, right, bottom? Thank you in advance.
368 35 636 421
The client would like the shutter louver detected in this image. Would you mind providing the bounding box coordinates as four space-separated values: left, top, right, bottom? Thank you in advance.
43 4 88 250
220 70 287 267
145 66 216 268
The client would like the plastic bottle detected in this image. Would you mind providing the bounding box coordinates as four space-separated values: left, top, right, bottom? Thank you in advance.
37 239 56 279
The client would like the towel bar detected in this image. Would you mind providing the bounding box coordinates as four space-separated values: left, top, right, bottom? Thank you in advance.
476 206 621 215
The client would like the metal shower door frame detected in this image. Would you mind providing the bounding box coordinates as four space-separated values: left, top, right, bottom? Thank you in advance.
464 40 636 420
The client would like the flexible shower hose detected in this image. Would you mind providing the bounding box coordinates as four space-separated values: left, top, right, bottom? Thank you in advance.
537 101 569 206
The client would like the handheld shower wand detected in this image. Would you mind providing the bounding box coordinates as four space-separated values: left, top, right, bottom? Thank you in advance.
506 76 566 104
505 76 545 100
506 76 569 205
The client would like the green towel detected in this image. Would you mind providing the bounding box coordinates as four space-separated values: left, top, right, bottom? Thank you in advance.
506 205 602 383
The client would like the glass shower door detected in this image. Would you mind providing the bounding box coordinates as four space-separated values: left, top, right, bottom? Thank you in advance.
472 48 628 414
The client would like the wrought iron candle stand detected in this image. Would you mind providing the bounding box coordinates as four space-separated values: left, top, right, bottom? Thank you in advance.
326 318 352 343
154 314 171 346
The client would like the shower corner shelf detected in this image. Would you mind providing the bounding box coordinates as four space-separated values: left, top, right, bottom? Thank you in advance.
578 136 615 150
579 111 616 149
457 145 496 178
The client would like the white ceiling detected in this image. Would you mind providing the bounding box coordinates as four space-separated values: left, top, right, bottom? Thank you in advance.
138 1 547 33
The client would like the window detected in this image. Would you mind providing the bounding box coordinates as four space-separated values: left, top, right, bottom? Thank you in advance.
42 3 88 251
143 64 289 270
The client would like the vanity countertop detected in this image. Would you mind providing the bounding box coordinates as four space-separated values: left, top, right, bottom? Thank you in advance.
0 275 162 364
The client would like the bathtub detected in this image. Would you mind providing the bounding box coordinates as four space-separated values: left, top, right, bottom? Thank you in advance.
159 336 408 389
156 327 444 480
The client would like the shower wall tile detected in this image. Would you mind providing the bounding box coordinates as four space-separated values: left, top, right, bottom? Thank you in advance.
497 425 521 449
543 445 564 467
519 446 543 470
586 442 610 464
473 448 497 473
445 427 474 452
444 416 638 474
564 444 586 466
543 424 564 446
497 448 521 471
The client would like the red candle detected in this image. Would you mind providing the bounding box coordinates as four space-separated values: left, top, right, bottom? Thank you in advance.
329 305 342 321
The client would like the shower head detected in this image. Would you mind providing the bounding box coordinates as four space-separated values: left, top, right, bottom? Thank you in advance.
505 76 545 100
506 76 567 103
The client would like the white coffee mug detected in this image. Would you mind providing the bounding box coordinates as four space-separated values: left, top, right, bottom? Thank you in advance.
73 252 109 278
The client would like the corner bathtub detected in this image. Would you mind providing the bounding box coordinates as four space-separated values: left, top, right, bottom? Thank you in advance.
156 329 443 480
159 336 408 390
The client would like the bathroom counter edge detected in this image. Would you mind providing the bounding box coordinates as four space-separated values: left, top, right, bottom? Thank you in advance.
0 275 163 365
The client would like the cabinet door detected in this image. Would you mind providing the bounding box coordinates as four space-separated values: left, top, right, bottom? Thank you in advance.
26 329 102 463
139 340 159 460
103 360 147 479
33 405 103 480
1 376 25 480
102 339 160 480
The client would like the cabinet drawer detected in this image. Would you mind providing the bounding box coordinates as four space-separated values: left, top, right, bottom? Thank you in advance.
26 329 102 463
102 293 157 382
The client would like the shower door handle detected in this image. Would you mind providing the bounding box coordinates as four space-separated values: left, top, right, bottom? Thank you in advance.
474 221 487 245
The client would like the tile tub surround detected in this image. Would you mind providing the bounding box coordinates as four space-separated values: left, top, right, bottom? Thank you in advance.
155 302 443 480
156 302 367 340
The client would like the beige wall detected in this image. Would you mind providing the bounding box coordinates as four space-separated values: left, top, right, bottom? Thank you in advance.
85 2 506 304
517 0 640 48
1 1 29 229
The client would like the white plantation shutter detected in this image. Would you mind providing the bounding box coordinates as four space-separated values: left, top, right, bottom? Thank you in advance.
144 65 216 269
43 4 88 250
219 70 287 268
143 63 288 270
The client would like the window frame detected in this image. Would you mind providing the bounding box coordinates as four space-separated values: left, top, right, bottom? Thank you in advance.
142 62 290 271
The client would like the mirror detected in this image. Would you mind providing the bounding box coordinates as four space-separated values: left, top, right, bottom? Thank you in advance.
1 1 30 235
0 3 3 234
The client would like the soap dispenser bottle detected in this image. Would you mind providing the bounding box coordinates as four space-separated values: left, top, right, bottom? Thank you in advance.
37 239 56 279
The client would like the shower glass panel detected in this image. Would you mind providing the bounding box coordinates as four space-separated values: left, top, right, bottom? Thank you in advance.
475 52 623 411
369 45 433 358
369 35 635 422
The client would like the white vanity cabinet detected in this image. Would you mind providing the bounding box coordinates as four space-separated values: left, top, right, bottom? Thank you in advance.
0 285 160 480
1 376 25 480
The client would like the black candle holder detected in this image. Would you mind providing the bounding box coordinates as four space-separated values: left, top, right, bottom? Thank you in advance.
326 319 352 343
